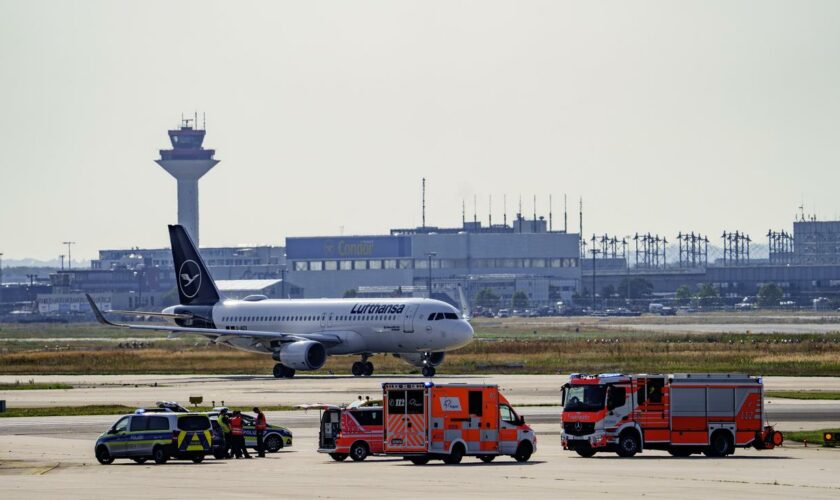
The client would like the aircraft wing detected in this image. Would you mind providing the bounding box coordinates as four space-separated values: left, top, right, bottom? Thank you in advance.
85 294 344 347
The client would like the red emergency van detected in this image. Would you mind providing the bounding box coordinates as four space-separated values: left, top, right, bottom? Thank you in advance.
382 382 537 465
318 405 384 461
561 373 783 457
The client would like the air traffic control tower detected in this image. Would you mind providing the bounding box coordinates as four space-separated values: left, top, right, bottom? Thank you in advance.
155 117 220 246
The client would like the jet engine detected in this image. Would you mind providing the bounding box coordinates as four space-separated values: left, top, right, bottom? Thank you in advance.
273 341 327 370
393 352 445 368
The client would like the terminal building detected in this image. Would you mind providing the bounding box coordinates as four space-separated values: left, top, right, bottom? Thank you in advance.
286 214 581 306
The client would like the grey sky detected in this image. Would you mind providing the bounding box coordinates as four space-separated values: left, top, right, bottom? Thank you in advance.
1 1 839 261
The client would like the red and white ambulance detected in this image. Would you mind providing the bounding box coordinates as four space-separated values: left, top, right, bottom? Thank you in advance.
561 373 783 458
317 404 384 461
382 382 536 465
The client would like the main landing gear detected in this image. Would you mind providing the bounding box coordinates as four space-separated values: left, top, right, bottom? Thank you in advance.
273 363 296 378
351 355 374 377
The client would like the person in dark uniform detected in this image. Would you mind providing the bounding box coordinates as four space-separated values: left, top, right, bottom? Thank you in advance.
229 410 252 459
253 407 267 457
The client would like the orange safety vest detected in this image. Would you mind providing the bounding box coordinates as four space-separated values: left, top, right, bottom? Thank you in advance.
230 415 243 436
255 413 267 431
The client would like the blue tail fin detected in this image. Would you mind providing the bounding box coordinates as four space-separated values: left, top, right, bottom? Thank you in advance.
168 225 220 306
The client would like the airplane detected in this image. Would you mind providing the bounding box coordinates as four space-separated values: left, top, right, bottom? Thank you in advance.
86 225 474 378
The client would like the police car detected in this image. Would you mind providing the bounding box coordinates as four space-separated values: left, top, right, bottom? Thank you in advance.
207 409 293 455
95 411 213 464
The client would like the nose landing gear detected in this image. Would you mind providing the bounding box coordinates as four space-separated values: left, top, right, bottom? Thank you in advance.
421 352 436 378
351 355 374 377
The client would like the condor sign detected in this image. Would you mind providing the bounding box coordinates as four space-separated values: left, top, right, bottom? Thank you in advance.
286 236 411 260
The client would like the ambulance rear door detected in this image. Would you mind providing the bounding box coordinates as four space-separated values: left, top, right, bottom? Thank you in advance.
384 385 427 453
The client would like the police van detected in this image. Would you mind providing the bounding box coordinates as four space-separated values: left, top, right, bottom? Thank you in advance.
95 412 213 464
206 409 293 457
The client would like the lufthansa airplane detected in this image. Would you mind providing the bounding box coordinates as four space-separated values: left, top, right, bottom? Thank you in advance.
86 225 474 378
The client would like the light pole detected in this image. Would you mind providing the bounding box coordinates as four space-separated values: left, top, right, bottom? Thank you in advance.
26 274 37 287
133 270 143 309
59 254 65 270
280 264 287 299
0 252 3 285
425 252 437 299
63 241 76 270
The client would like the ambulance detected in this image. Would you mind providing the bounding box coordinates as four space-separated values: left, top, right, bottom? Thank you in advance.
317 404 384 461
382 382 536 465
561 373 783 458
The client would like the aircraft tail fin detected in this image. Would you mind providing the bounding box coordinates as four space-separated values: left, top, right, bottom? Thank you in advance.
168 224 220 305
457 284 471 321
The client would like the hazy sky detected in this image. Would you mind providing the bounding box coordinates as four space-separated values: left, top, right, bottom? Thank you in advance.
1 1 839 261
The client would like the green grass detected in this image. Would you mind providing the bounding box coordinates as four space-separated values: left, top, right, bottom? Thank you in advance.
783 429 840 445
0 404 303 418
0 382 73 390
765 391 840 400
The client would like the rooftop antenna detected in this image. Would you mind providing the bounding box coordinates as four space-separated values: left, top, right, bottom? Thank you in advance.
473 194 477 225
488 195 492 228
533 195 537 232
194 111 198 129
202 112 206 129
503 194 507 227
579 197 583 236
563 193 568 233
421 178 426 228
461 199 466 227
549 195 553 232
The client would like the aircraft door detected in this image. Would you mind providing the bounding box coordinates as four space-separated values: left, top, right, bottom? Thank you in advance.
402 305 417 333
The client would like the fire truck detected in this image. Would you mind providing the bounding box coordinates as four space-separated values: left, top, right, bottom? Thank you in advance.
317 404 384 462
382 382 536 465
561 373 783 458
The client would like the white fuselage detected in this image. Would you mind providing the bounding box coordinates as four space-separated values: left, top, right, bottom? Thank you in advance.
168 297 473 356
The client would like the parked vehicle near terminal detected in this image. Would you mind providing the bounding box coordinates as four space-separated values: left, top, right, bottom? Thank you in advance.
382 382 536 465
94 412 213 465
561 373 783 458
206 409 292 457
317 404 384 461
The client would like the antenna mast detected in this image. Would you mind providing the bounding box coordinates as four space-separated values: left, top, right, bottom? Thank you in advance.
421 178 426 228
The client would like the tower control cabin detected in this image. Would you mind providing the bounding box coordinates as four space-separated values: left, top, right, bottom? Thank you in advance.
155 117 220 246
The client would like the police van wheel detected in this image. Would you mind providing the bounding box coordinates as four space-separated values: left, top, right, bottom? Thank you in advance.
363 362 374 377
513 442 533 462
131 457 148 464
265 435 283 453
479 455 495 463
350 442 369 461
152 446 168 464
409 455 430 465
422 366 436 378
330 453 348 461
95 446 114 465
443 444 464 464
191 455 204 464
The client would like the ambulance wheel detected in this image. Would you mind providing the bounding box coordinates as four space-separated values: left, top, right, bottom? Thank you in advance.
266 434 283 453
443 444 464 464
191 455 204 464
152 446 168 464
409 456 430 465
513 441 533 462
330 453 348 461
705 431 733 458
350 441 369 461
352 362 364 377
668 447 693 457
363 362 374 377
422 366 436 378
95 446 114 465
616 432 640 458
131 457 148 464
575 448 597 458
479 455 496 463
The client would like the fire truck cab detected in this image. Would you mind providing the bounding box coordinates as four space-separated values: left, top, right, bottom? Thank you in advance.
317 404 384 462
382 382 536 465
561 373 783 458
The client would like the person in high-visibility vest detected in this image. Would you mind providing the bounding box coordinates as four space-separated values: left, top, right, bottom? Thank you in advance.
217 409 232 458
254 407 267 458
229 410 252 459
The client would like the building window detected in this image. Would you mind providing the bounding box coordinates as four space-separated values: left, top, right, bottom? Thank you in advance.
324 260 337 271
383 259 397 269
369 260 382 270
354 260 367 270
310 261 323 271
399 259 413 269
293 261 307 271
339 260 352 271
531 258 546 268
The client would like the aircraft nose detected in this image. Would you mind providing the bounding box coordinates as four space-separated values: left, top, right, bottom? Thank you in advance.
458 320 474 346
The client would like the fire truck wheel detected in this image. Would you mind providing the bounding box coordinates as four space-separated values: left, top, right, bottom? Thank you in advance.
330 453 348 461
350 442 369 461
479 455 496 463
705 431 733 458
422 366 436 378
668 447 693 457
443 444 464 464
409 456 431 465
363 362 374 377
352 362 364 377
513 442 533 462
616 432 640 457
575 448 596 458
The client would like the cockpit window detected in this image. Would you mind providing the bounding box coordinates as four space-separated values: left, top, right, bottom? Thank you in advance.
444 312 459 320
429 312 460 320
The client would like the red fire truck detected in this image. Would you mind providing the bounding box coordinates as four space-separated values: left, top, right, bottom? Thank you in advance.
382 382 537 465
561 373 783 458
317 404 384 461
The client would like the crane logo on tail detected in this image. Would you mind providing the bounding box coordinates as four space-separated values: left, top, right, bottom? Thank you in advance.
178 260 202 299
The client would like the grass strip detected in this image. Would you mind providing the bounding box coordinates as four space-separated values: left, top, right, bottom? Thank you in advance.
0 382 73 391
0 404 302 418
783 429 840 445
765 391 840 400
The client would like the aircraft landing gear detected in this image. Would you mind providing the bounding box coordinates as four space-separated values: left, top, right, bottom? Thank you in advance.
351 356 374 377
273 363 296 379
422 366 436 378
